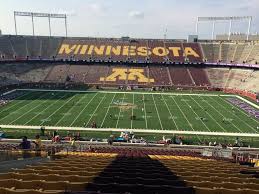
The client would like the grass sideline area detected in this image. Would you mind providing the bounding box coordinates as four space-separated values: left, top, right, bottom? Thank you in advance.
2 128 259 147
0 89 258 144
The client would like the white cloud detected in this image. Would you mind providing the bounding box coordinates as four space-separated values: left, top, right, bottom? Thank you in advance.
89 3 107 15
51 9 77 16
128 11 144 19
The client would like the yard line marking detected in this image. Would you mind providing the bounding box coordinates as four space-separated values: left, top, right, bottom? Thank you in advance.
169 95 201 141
189 95 226 132
55 93 88 126
131 93 134 129
143 94 148 129
204 96 244 133
0 92 47 122
100 93 117 128
215 96 258 133
152 94 163 130
0 91 34 115
161 95 178 130
24 93 68 125
116 93 126 128
69 93 99 127
40 94 77 126
181 97 211 132
86 93 108 127
8 92 52 125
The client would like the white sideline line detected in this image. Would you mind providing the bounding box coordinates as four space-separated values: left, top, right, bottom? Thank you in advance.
226 97 259 125
69 93 98 127
9 92 51 125
40 94 77 126
100 93 117 128
142 94 148 129
24 93 68 125
0 92 47 122
2 124 259 137
214 96 257 133
55 93 88 126
17 88 236 97
189 95 226 132
116 93 126 128
152 94 163 130
2 89 16 96
86 93 108 127
237 96 259 109
161 95 178 130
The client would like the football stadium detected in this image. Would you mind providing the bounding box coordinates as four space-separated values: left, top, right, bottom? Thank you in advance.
0 1 259 193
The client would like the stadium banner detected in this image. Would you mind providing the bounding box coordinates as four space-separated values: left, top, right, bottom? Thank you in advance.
57 40 203 62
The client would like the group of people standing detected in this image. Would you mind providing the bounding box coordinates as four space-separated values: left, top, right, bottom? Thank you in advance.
19 135 42 150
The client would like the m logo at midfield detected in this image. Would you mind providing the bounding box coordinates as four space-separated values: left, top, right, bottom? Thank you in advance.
100 68 154 83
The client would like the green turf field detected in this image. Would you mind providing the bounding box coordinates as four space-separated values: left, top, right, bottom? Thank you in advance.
0 89 258 136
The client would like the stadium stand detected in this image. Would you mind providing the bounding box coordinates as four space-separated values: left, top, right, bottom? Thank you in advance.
188 67 210 86
0 36 15 59
205 67 230 88
44 64 70 83
0 147 258 194
1 35 259 65
232 44 246 63
200 43 220 62
148 66 171 86
1 34 259 194
224 68 255 90
169 67 194 86
0 35 259 94
0 63 52 86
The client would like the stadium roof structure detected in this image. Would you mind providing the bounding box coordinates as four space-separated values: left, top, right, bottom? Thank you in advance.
14 11 68 37
196 16 253 40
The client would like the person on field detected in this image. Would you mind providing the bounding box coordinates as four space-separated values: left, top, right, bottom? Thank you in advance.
92 121 97 128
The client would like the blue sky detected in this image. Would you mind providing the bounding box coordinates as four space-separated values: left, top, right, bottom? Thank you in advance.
0 0 258 39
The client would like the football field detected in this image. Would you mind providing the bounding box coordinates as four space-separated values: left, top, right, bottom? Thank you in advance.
0 89 258 136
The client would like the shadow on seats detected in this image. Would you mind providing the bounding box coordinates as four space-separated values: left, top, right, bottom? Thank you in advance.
71 155 195 194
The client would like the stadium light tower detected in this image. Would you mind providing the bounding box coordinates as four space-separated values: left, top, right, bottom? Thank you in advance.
14 11 68 37
196 16 252 40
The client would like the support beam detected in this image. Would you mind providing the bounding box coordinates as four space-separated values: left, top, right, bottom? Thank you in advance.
228 20 232 41
212 21 215 40
197 16 253 40
195 17 199 35
13 11 68 37
14 13 17 35
48 15 51 37
65 15 68 37
247 17 252 41
31 14 35 36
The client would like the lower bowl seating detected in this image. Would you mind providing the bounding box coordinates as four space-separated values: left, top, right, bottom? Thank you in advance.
0 150 258 194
